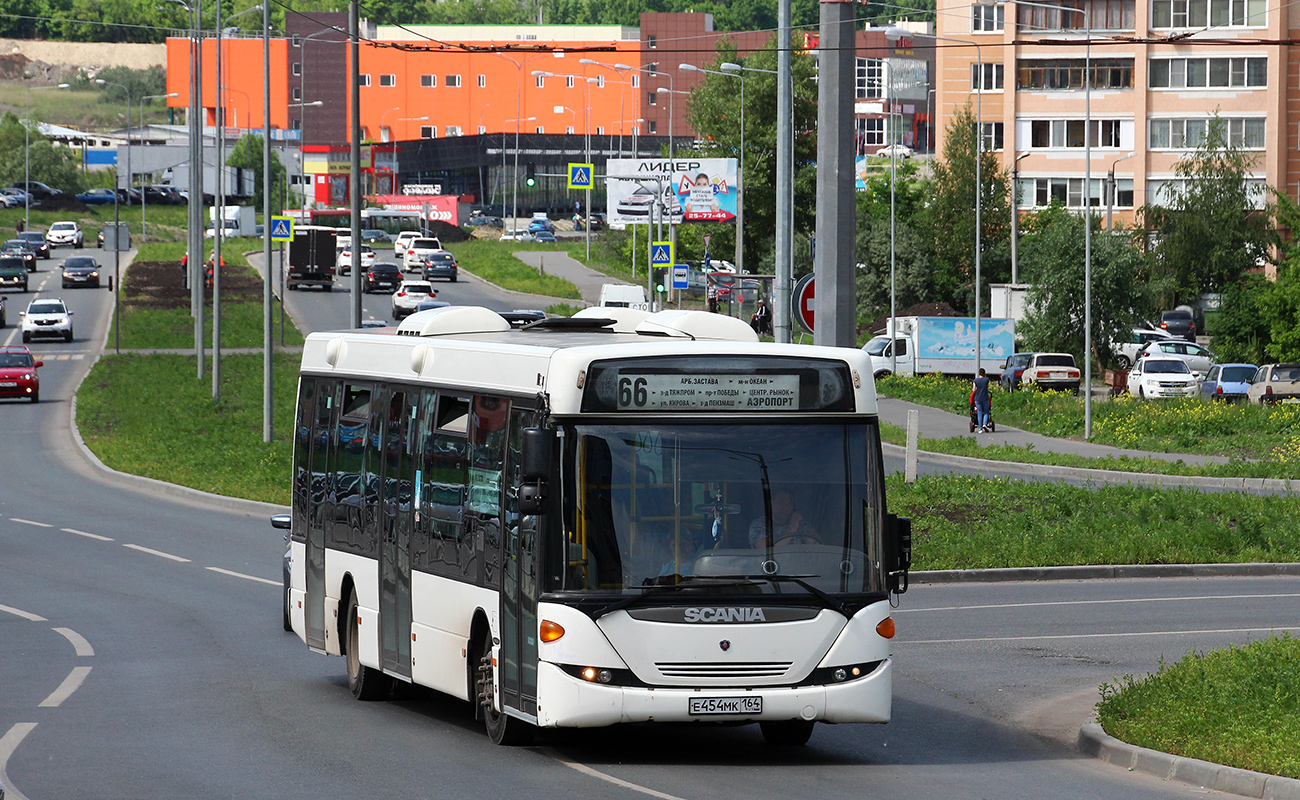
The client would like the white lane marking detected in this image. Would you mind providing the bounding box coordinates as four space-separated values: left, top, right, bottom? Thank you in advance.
123 543 191 563
38 666 92 708
53 627 94 657
897 591 1300 614
9 518 53 528
62 527 113 542
0 723 38 800
206 566 280 586
900 625 1300 645
542 748 689 800
0 604 46 622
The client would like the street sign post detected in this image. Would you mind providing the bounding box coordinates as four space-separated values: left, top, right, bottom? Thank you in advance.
672 264 688 290
568 163 594 190
651 241 673 305
270 215 294 242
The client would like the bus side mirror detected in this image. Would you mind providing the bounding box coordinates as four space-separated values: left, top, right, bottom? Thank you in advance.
885 513 911 594
520 427 555 515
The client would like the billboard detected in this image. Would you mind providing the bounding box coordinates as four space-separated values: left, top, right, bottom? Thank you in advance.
607 158 738 226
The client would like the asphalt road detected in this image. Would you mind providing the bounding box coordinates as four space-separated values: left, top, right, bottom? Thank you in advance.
2 246 1297 799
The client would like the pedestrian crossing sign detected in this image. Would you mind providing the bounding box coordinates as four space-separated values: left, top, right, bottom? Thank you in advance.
651 242 673 267
568 163 594 190
270 215 294 242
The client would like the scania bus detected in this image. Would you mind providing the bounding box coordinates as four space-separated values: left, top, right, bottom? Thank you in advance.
273 305 911 745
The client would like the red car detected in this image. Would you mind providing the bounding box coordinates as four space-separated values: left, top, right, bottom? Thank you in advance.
0 345 42 402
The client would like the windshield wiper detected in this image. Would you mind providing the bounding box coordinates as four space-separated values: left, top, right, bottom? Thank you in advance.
706 574 848 617
591 577 756 619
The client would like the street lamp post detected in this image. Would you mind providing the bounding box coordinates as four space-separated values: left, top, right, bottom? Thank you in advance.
1107 151 1136 231
24 83 70 229
96 79 132 355
140 92 180 243
502 116 536 237
1011 151 1030 283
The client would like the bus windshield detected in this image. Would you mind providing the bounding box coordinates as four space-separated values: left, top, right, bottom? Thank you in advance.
556 422 885 597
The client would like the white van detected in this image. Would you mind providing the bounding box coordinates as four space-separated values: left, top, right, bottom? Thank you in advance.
598 284 650 310
393 230 422 261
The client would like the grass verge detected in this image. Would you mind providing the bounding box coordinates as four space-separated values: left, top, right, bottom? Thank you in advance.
887 474 1300 570
454 239 581 299
1097 634 1300 779
76 352 298 506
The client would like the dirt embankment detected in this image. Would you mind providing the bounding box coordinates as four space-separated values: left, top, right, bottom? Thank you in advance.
0 39 167 82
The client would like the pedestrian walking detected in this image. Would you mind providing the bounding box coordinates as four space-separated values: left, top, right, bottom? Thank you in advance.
706 279 718 314
972 368 992 433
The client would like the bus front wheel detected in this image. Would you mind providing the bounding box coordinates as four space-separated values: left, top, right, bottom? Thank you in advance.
345 595 389 700
759 720 815 746
475 639 534 746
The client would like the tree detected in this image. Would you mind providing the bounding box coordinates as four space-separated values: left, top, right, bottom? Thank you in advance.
0 112 86 193
1017 205 1163 369
854 216 930 321
226 134 286 215
684 39 819 272
922 104 1011 313
1143 114 1275 304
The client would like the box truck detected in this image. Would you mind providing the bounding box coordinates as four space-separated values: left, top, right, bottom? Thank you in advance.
286 225 337 290
865 316 1016 378
207 205 257 238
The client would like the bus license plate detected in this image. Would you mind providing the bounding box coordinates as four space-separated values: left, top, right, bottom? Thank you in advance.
689 696 762 716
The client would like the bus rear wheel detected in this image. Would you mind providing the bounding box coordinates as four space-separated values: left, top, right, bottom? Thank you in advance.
475 639 534 746
759 720 815 746
345 595 389 700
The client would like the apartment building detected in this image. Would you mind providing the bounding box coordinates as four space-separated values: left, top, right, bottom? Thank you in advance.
935 0 1284 227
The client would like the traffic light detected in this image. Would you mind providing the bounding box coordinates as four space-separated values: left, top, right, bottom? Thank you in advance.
653 267 668 294
525 162 536 187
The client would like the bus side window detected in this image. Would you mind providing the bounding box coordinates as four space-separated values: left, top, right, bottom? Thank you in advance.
422 393 470 572
333 383 372 555
292 377 316 543
310 380 336 550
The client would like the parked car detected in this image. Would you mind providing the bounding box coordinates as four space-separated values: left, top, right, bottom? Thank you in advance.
363 262 403 293
467 214 503 228
337 244 376 276
61 255 101 288
18 232 51 259
1136 339 1216 378
75 188 118 206
392 230 422 261
531 230 557 244
528 218 555 234
1018 353 1081 393
498 230 533 242
1199 363 1256 402
402 237 442 272
999 353 1034 390
1158 309 1199 342
877 143 914 159
1 240 37 272
1246 363 1300 405
11 181 62 199
0 255 28 292
587 212 607 231
423 250 458 282
20 297 74 343
0 345 41 402
1112 326 1176 370
391 280 439 319
0 189 22 208
142 185 185 205
1127 357 1198 399
45 221 84 248
360 229 391 243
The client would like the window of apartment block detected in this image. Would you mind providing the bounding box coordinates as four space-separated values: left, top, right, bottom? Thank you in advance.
1149 57 1266 88
421 126 434 138
292 86 302 101
981 121 1004 151
648 35 657 48
972 3 1004 31
857 117 886 146
421 74 436 88
478 74 487 88
478 125 487 135
596 76 605 88
1029 119 1125 148
292 61 302 76
1148 177 1266 207
358 74 371 87
648 121 658 133
1022 177 1112 208
291 119 302 131
536 75 545 88
567 125 576 134
1018 0 1134 30
856 58 883 99
648 92 657 106
292 34 301 46
597 126 606 135
379 74 396 87
971 63 1004 91
1152 0 1265 27
380 126 392 143
1017 58 1135 89
446 126 461 137
446 75 462 88
536 126 544 134
1150 117 1265 148
566 75 575 88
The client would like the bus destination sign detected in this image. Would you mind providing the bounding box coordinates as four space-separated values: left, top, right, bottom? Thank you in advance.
613 373 800 411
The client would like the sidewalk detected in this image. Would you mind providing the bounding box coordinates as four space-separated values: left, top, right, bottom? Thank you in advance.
510 250 628 306
877 396 1233 466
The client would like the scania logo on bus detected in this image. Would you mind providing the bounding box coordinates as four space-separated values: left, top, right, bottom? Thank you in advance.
683 607 767 623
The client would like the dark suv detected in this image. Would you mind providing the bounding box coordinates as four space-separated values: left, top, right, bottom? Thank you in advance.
1159 310 1198 342
0 256 29 292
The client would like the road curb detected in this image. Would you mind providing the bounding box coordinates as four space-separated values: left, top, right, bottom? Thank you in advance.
1077 724 1300 800
911 562 1300 584
881 442 1300 494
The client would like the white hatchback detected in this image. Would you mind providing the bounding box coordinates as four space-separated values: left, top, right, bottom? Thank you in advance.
46 221 84 248
1127 357 1197 399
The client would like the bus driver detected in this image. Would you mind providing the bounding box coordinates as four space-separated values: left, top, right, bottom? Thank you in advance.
748 488 819 548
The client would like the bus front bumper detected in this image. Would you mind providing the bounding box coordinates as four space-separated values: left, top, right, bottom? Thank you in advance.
534 659 892 728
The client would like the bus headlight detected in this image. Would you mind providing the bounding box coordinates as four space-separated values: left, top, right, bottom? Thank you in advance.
808 661 885 686
558 664 642 687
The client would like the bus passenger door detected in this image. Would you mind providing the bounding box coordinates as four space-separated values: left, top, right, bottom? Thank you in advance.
306 381 339 651
500 407 539 715
378 389 415 678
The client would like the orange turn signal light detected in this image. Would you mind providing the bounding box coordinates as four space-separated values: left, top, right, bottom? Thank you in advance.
876 617 896 639
540 619 565 643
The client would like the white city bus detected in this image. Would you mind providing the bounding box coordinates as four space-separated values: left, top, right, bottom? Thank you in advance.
274 306 912 745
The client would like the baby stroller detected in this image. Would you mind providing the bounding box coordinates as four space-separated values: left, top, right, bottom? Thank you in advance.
968 391 995 433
